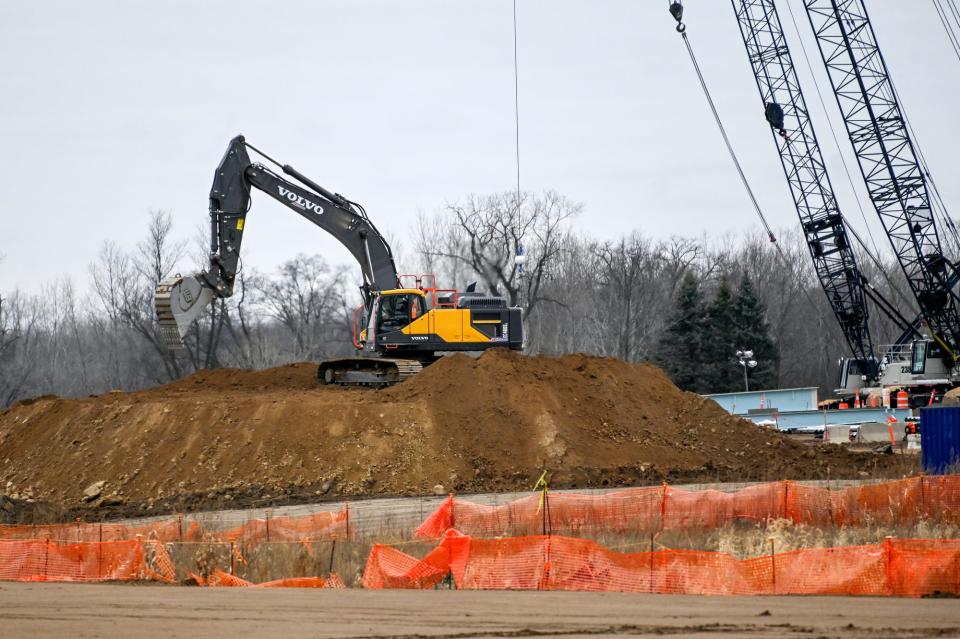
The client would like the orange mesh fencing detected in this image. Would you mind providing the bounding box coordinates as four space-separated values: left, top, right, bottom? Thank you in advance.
0 536 345 586
214 510 348 543
363 530 469 590
257 574 346 588
203 569 344 588
0 506 349 544
415 476 960 539
0 518 202 543
0 539 144 582
363 533 960 597
144 540 177 583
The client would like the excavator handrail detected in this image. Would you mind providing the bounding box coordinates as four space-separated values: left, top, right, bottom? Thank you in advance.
428 289 459 309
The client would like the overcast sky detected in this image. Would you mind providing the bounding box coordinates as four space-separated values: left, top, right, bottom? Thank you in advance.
2 1 957 293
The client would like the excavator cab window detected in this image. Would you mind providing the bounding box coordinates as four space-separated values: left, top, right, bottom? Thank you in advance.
377 293 423 334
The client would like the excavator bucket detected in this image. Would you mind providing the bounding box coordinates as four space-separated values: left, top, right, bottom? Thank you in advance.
154 275 215 349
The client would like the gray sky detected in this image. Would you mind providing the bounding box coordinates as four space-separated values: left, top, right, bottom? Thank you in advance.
2 1 958 293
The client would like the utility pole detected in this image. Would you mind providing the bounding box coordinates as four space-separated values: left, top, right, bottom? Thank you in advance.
737 349 757 392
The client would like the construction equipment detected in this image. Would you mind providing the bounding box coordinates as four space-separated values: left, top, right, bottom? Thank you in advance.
702 0 960 405
730 0 881 382
727 0 926 393
803 0 960 400
155 135 523 386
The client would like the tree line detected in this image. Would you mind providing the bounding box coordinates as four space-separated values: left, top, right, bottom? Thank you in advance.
0 191 916 407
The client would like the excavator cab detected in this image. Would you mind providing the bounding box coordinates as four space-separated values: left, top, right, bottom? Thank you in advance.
373 291 426 335
354 290 427 349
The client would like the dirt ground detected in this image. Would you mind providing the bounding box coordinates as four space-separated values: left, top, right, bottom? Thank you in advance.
1 583 958 638
0 350 916 521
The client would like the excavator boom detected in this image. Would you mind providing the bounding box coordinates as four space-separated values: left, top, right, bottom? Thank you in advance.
156 135 398 348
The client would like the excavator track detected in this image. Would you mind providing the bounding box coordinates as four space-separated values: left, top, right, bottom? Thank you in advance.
318 357 424 387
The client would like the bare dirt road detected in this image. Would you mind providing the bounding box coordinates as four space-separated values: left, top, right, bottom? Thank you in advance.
1 583 958 638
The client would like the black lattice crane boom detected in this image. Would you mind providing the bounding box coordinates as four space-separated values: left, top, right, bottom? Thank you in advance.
805 0 960 365
730 0 879 379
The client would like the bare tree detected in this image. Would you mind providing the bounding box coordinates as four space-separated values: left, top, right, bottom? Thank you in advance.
251 254 352 361
88 211 193 382
0 290 43 406
3 190 909 405
136 210 185 285
416 191 579 320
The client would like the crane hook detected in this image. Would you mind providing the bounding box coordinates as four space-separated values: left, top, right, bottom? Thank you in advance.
669 1 685 33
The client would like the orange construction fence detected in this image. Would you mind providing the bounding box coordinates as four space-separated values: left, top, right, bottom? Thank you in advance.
5 477 957 547
0 506 350 544
0 539 145 582
415 476 960 539
363 531 960 597
196 570 346 589
0 537 344 587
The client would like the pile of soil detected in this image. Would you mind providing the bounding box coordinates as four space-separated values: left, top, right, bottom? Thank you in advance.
0 350 909 519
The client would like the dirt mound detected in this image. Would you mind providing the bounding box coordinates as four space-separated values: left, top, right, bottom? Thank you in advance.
0 350 909 518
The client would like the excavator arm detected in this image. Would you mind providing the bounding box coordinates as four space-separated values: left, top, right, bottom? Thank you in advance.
155 135 399 348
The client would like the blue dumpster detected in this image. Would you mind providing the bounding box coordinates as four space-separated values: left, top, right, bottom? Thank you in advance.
920 406 960 474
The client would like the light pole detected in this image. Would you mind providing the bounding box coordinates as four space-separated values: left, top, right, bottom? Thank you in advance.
736 349 757 392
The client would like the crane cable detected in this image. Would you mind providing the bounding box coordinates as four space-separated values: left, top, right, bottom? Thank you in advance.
782 0 918 313
668 2 823 312
933 0 960 64
668 4 777 246
889 73 960 259
782 0 884 262
949 0 960 31
512 0 521 199
512 0 526 305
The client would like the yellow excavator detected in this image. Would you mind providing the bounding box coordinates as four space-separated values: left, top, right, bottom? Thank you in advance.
155 135 523 386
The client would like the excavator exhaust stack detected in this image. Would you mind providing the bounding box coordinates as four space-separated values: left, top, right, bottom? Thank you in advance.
154 275 216 349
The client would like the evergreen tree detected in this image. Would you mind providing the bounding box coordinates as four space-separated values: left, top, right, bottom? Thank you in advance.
653 272 704 392
733 272 779 390
701 280 739 393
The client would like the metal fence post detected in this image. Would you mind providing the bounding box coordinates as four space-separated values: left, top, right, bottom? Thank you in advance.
884 536 894 596
98 523 103 579
659 482 670 533
648 532 655 594
327 539 336 576
769 537 776 595
43 536 50 581
136 534 143 580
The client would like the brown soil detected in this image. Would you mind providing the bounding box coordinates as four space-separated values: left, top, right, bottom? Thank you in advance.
0 350 911 519
5 584 960 638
